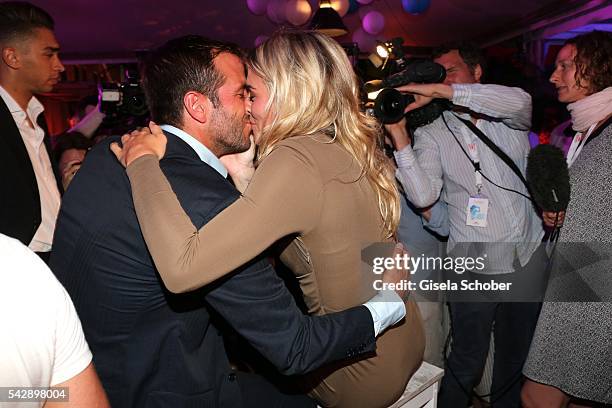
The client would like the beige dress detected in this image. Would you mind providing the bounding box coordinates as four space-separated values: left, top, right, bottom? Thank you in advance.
126 134 425 407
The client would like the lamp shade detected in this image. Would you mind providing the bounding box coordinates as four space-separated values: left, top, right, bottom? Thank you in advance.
309 1 348 37
329 0 350 17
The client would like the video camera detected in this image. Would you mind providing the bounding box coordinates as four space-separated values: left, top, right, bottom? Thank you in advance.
100 68 148 120
365 60 450 127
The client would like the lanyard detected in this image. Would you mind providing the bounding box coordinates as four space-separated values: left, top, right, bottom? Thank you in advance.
459 122 483 193
566 123 597 168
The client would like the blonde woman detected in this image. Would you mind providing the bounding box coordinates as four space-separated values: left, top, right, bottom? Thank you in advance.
113 31 424 407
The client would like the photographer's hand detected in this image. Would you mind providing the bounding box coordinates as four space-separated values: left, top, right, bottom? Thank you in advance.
396 83 453 112
543 210 566 228
384 117 411 151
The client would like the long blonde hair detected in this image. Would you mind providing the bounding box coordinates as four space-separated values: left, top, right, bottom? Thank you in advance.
249 30 400 238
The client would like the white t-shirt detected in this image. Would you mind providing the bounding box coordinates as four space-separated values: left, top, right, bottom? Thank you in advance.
0 234 92 406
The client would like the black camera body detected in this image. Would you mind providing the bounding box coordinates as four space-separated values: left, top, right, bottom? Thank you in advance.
370 60 450 127
100 81 148 118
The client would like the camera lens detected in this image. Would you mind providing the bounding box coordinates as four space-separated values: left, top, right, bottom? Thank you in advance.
374 89 411 124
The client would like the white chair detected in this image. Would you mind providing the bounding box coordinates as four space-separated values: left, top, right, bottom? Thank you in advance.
388 361 444 408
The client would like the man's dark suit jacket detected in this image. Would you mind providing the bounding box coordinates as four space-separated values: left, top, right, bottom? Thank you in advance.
0 96 61 246
50 132 376 408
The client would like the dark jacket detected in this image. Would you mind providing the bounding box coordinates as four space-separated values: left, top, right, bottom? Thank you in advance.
0 97 61 246
50 133 375 408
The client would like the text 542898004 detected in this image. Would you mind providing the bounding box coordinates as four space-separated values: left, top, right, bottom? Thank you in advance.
0 387 69 402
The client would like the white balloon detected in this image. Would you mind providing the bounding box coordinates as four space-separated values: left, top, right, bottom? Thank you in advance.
329 0 350 17
247 0 269 16
267 0 287 24
286 0 312 26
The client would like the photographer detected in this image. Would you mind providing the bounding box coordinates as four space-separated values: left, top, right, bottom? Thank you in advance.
390 42 546 408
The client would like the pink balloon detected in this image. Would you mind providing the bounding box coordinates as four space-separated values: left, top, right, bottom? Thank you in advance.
286 0 312 26
356 0 373 4
362 10 384 35
247 0 269 15
329 0 350 17
267 0 287 23
254 35 270 47
352 27 377 53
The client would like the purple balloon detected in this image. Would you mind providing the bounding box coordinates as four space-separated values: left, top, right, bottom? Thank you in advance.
362 10 384 35
401 0 430 15
267 0 287 23
247 0 269 15
254 35 270 47
358 4 374 19
352 27 377 53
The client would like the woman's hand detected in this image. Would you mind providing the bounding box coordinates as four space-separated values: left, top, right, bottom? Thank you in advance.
110 121 167 168
382 243 411 301
219 134 256 193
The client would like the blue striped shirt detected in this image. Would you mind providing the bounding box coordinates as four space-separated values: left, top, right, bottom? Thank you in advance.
395 83 544 273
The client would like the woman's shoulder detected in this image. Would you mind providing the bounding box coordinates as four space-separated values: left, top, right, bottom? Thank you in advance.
272 134 340 165
272 134 357 181
276 133 332 151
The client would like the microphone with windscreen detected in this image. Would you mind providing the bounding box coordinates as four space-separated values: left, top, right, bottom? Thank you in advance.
527 144 571 231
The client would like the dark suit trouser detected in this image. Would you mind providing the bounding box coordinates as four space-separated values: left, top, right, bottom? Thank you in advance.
438 247 547 408
237 373 315 408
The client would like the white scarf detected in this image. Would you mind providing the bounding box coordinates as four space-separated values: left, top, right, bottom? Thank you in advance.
567 86 612 132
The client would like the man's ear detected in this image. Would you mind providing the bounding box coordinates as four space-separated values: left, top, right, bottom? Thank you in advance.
473 64 483 83
183 91 210 124
2 47 21 70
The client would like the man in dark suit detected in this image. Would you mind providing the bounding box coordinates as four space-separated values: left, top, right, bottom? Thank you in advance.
0 2 63 262
51 36 407 407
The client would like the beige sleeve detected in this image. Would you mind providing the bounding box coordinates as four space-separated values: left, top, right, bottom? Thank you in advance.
126 144 323 293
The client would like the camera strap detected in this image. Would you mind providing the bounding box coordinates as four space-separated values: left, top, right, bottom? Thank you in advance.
455 116 531 195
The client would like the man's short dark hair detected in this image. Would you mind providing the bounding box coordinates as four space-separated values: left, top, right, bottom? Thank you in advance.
140 35 243 128
53 131 93 162
0 2 54 44
433 41 486 73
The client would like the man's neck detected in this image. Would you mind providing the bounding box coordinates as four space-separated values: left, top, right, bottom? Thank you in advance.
181 123 221 157
0 80 33 112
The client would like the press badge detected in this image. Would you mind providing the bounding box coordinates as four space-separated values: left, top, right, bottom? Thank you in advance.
466 195 489 227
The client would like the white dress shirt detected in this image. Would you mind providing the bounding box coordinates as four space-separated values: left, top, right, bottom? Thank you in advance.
0 85 61 252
